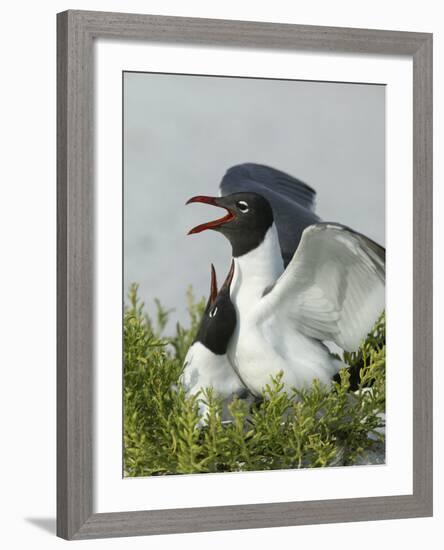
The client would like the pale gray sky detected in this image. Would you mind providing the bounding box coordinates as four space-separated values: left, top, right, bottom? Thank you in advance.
124 72 385 330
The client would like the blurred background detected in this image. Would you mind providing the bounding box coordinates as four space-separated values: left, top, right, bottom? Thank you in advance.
124 72 385 330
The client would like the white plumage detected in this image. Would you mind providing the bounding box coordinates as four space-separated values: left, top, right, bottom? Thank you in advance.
228 223 385 396
181 341 245 417
179 262 247 421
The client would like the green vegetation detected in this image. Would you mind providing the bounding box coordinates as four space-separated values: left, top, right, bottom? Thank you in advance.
124 284 385 477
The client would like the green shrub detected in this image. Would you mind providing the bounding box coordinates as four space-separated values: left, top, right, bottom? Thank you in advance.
124 284 385 476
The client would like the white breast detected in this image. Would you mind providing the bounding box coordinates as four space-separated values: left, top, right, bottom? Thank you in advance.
230 224 284 317
232 318 344 396
228 224 344 396
181 342 244 398
181 342 247 422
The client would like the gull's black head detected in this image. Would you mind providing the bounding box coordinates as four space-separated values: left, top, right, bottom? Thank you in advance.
186 192 274 257
194 262 236 355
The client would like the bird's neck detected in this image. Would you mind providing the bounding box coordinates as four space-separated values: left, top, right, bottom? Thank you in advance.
231 224 284 307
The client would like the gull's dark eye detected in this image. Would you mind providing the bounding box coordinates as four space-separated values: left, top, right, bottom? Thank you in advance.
209 306 218 318
237 200 249 213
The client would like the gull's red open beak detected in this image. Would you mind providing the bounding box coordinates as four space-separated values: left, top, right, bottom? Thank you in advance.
209 264 218 304
221 260 235 292
186 195 235 235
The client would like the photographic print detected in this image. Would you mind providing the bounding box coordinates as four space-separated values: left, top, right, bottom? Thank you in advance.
123 72 386 477
57 12 433 538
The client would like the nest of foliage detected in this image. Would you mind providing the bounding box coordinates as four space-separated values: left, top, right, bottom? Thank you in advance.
124 284 385 477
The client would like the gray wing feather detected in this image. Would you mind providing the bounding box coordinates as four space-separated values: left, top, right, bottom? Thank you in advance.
221 163 317 210
259 223 385 351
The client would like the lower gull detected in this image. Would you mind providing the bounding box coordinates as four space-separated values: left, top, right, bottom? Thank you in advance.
181 262 249 417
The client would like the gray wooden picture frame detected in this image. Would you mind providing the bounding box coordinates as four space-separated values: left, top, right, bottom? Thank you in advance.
57 9 433 540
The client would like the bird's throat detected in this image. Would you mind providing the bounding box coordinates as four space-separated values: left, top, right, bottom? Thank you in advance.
230 224 284 312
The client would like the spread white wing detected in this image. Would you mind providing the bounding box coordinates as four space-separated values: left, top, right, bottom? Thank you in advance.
258 223 385 351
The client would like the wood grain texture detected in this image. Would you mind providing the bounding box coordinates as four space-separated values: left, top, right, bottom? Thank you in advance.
72 493 430 540
57 10 94 540
71 9 429 54
412 35 433 513
56 10 68 539
56 9 433 540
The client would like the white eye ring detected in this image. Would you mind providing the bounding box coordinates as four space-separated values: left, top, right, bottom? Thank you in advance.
209 306 218 318
237 200 249 213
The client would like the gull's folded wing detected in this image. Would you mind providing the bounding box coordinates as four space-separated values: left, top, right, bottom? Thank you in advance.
221 163 317 210
220 163 320 266
258 223 385 351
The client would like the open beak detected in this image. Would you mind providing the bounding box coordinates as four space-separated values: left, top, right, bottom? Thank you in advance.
209 264 218 305
186 195 235 235
204 264 218 310
221 260 235 292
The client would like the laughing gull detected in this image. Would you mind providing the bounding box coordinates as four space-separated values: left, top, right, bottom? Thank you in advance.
220 163 320 266
187 163 319 311
181 262 248 417
186 189 385 395
188 192 284 309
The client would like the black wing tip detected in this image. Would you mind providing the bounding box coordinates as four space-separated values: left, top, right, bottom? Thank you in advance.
313 222 386 260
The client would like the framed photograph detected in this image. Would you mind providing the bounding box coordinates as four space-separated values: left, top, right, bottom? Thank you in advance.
57 10 433 540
